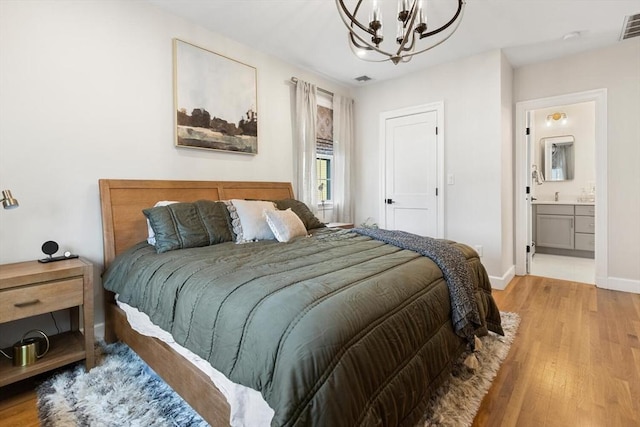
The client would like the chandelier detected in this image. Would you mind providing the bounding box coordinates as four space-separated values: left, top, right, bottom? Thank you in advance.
335 0 465 64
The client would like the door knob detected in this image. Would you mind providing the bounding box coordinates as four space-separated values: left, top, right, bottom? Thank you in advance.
385 198 395 204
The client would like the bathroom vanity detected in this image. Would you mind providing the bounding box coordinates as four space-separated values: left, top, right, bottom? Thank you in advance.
532 202 595 258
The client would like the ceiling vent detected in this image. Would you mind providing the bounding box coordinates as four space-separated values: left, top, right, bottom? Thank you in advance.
620 13 640 40
354 75 372 82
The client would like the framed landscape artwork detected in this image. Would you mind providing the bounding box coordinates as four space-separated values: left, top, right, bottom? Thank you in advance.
173 39 258 154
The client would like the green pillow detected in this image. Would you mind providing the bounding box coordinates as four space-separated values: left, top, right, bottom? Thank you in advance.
273 199 325 230
143 200 234 253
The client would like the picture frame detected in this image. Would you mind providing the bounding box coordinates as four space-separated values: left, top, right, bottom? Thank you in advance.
173 39 258 154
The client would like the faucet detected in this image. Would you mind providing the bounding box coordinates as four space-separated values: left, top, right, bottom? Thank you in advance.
554 192 559 202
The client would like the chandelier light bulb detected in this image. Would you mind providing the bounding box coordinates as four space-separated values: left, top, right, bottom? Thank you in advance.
416 0 427 34
398 0 410 20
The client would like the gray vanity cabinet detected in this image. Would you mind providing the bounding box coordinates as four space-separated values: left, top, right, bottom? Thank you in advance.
534 203 595 258
536 205 575 250
574 205 596 251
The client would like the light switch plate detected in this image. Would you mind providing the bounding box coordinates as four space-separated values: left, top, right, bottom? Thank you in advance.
447 173 455 185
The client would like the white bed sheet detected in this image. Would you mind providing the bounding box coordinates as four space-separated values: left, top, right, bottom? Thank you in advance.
116 299 274 427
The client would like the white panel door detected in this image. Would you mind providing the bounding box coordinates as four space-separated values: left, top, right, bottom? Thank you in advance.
384 111 438 237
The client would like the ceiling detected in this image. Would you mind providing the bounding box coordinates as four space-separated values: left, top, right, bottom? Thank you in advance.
147 0 640 87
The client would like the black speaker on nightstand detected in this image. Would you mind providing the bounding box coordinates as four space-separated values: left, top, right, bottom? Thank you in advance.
38 240 79 263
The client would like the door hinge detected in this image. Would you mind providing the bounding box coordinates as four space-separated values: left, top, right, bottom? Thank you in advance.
526 127 530 136
526 186 530 194
526 245 531 253
435 188 438 196
435 126 438 135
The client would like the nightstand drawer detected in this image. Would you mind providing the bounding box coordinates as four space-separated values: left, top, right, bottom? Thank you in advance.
0 277 83 322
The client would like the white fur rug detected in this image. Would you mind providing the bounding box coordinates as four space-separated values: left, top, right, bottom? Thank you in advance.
37 312 519 427
422 311 520 426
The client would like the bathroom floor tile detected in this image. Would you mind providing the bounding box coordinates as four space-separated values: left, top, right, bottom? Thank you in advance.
530 253 595 284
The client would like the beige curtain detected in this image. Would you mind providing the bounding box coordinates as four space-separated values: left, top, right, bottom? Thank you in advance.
294 80 318 211
333 94 354 222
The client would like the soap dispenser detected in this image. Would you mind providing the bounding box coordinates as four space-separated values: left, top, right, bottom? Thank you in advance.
579 188 587 202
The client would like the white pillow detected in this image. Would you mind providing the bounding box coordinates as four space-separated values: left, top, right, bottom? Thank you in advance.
146 201 179 245
264 208 308 243
230 199 277 242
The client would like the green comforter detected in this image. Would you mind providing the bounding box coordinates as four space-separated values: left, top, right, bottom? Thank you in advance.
103 229 502 427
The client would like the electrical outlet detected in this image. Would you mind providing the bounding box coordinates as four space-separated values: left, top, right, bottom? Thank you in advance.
474 245 483 257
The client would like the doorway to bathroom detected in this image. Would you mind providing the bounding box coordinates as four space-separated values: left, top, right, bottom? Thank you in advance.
514 89 607 286
529 101 596 284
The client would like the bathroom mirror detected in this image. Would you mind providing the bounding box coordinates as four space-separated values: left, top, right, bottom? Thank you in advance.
540 135 575 181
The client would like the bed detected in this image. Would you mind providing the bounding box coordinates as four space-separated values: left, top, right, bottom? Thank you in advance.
99 179 503 427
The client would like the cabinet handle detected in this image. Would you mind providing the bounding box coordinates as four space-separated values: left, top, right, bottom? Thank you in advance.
14 299 41 308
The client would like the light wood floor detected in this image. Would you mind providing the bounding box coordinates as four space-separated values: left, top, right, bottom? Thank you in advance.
474 275 640 427
0 376 40 427
1 275 638 426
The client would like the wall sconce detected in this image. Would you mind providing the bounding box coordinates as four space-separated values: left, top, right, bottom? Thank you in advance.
546 112 567 126
1 190 19 209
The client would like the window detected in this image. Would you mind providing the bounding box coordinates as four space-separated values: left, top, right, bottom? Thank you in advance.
316 155 331 202
316 103 333 204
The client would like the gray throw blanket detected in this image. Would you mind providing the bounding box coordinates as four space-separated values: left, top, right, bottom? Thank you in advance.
353 228 482 342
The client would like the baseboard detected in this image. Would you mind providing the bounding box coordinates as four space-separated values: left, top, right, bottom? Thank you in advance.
489 265 515 290
597 276 640 294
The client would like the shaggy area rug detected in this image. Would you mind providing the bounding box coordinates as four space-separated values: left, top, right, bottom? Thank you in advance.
37 312 519 427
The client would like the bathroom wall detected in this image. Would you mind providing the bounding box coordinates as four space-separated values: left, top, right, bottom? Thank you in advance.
531 101 596 202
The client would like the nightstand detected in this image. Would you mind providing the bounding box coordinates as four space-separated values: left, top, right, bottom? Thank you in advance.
0 258 94 387
326 222 354 229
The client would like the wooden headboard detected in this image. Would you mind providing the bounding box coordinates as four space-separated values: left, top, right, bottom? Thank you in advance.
98 179 294 268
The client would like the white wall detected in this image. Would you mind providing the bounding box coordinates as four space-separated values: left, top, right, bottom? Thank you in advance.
531 102 596 201
353 49 514 286
514 39 640 287
0 0 352 345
